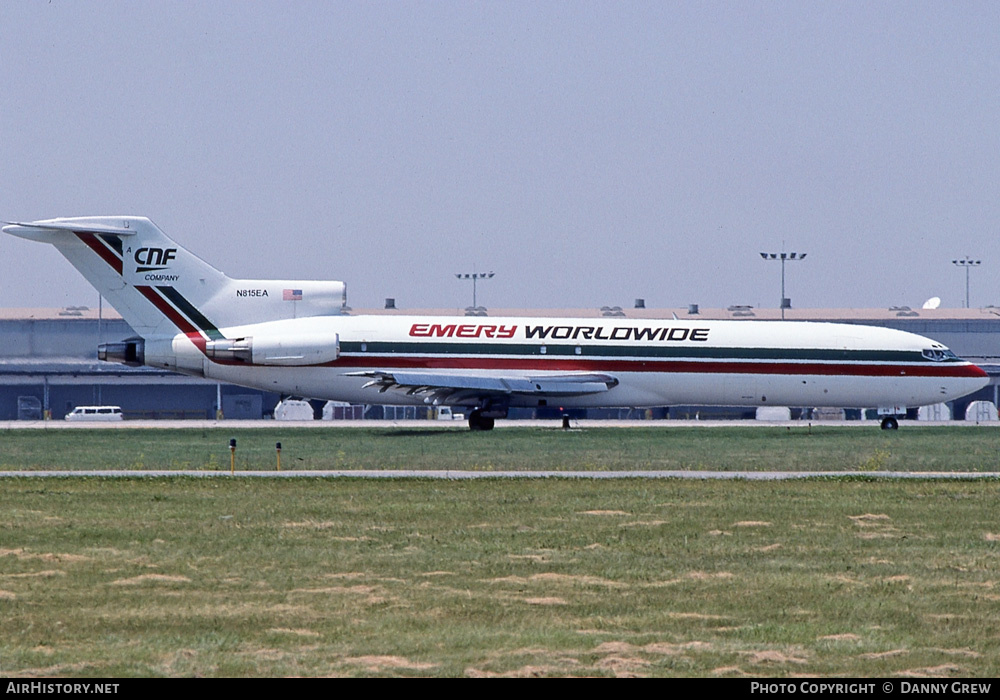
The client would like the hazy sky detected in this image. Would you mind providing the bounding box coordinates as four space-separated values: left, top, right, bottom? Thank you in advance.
2 1 999 312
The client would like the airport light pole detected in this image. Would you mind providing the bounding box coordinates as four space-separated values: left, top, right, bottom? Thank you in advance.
759 251 806 320
455 270 495 309
952 257 981 309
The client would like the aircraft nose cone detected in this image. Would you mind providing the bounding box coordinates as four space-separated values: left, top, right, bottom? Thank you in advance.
955 362 990 399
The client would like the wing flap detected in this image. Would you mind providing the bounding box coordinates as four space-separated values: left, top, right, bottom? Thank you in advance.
347 371 618 400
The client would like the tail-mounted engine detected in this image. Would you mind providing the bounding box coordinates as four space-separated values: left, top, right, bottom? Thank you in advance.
98 337 145 367
205 333 339 366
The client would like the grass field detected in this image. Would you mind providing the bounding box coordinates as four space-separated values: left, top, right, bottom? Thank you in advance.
2 426 1000 677
2 424 1000 472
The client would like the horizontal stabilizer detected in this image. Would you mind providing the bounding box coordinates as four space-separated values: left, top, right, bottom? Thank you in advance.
4 219 137 237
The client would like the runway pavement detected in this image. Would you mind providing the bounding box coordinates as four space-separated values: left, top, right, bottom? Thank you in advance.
1 418 991 430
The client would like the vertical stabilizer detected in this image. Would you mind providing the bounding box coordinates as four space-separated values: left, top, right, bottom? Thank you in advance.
4 216 348 341
5 217 229 337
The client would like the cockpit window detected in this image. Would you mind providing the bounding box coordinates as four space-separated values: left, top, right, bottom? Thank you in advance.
922 348 958 362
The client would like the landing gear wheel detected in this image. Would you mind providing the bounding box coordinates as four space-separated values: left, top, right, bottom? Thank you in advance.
468 410 495 431
880 416 899 430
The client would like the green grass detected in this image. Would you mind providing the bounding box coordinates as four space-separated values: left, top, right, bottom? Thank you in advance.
3 478 1000 677
1 425 999 472
3 426 1000 676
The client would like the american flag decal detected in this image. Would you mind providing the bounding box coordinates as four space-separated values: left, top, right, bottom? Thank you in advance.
283 289 303 301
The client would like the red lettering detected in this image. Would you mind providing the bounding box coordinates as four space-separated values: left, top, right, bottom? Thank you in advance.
412 323 518 339
428 324 457 337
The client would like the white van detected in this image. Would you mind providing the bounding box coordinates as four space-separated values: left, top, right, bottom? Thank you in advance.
65 406 124 422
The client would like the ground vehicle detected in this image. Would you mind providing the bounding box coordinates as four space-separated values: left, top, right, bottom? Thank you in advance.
64 406 124 421
435 406 465 420
273 399 314 420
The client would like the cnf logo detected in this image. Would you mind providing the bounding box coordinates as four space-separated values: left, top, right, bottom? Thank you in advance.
133 247 177 270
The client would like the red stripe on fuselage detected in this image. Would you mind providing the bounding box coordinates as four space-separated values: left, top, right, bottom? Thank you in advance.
74 232 122 274
134 285 207 352
331 355 987 379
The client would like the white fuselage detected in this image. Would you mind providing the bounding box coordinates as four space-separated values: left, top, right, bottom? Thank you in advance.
144 314 989 411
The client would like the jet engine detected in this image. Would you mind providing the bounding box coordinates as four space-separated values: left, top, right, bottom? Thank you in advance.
98 337 145 366
205 332 339 366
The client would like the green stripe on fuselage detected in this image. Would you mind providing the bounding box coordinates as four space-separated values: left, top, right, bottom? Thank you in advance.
156 286 225 340
339 340 933 363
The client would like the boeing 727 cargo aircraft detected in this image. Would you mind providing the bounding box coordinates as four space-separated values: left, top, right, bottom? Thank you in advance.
3 217 989 430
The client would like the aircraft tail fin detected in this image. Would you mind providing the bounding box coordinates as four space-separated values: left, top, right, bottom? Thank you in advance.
3 216 346 339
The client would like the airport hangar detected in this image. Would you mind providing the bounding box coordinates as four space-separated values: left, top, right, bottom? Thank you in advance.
1 303 999 422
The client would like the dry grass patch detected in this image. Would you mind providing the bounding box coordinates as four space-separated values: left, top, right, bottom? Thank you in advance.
932 648 981 658
621 519 669 528
4 570 65 579
684 571 735 582
531 573 622 587
753 543 783 552
509 554 552 563
282 520 340 529
897 664 964 677
288 585 388 604
819 633 862 642
111 574 192 585
860 649 908 660
712 665 750 676
744 649 809 665
849 513 892 524
339 656 438 672
595 653 651 676
0 548 90 563
466 663 578 678
645 641 715 654
665 612 732 621
268 628 321 637
594 640 714 656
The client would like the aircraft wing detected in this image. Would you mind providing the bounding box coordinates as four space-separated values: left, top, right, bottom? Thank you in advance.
347 370 618 406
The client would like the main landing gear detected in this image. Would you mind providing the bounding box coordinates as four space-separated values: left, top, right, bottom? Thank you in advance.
468 409 495 431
